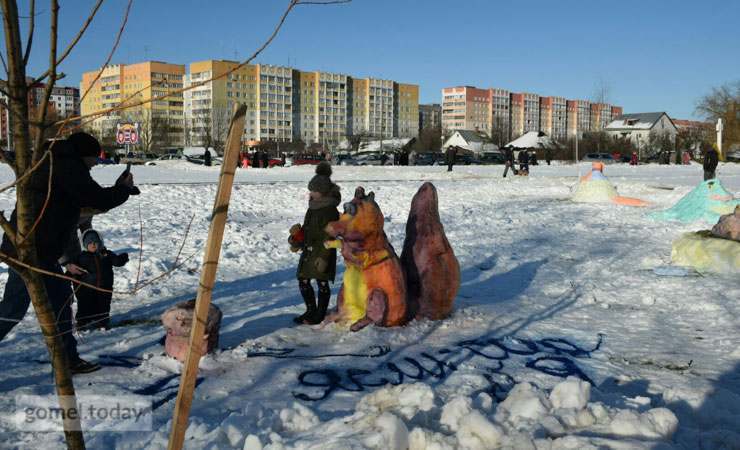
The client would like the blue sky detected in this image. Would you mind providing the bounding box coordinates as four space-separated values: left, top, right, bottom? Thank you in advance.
7 0 740 119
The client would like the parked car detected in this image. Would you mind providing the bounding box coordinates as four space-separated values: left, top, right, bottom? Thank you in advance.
413 152 441 166
478 151 506 165
145 154 183 166
353 152 387 166
185 154 222 166
244 154 284 168
334 153 356 166
292 154 325 165
725 150 740 162
582 153 614 163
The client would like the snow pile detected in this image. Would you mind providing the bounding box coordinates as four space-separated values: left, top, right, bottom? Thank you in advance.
217 379 678 449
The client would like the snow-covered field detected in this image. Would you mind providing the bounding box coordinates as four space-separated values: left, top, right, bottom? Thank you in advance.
0 162 739 449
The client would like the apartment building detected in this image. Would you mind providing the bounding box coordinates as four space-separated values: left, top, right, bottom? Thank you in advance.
442 85 622 142
441 86 492 135
394 83 419 138
590 103 613 131
491 88 510 141
81 61 186 146
1 79 80 147
419 104 442 131
539 96 567 141
292 70 350 146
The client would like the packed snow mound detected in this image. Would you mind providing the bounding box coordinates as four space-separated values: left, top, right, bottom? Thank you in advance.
572 179 618 203
212 380 678 449
671 231 740 274
650 179 740 223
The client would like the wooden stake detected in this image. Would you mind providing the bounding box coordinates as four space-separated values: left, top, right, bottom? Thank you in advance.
167 104 246 450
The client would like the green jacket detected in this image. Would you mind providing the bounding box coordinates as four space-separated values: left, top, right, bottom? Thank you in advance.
297 194 340 281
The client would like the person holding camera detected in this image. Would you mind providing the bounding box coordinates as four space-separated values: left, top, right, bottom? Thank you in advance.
0 132 139 374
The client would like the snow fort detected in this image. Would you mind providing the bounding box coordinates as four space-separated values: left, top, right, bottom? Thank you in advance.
650 179 740 223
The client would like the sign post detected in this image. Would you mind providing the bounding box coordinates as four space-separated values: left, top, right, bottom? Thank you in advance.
116 123 140 157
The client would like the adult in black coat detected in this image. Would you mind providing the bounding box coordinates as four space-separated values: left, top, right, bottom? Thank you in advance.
261 150 270 169
703 145 719 181
73 230 129 330
204 149 212 167
0 132 136 373
445 147 457 172
518 149 530 174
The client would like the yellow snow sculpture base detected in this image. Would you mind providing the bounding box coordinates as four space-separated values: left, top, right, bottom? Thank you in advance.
671 231 740 274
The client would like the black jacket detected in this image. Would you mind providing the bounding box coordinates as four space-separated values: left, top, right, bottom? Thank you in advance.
1 140 130 264
74 249 128 291
518 151 529 164
703 149 718 171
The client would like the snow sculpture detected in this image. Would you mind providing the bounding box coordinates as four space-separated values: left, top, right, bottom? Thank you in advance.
711 205 740 242
324 183 460 331
671 231 739 274
401 182 460 320
572 162 648 207
671 205 740 274
161 299 223 361
650 179 740 223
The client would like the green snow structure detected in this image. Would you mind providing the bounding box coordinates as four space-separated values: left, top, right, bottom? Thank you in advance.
650 179 740 223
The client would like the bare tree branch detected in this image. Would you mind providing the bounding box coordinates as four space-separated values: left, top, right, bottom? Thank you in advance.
32 0 58 163
0 211 17 244
74 0 131 112
22 0 34 66
31 0 104 85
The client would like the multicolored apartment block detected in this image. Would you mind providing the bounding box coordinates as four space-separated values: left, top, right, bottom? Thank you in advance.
80 61 186 146
1 79 80 148
81 59 419 149
442 85 623 143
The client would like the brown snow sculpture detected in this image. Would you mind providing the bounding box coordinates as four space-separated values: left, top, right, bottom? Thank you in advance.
401 182 460 320
161 299 222 361
711 205 740 242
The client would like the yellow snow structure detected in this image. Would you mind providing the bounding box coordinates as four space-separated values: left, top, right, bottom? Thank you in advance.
572 162 649 207
671 206 740 274
671 231 740 275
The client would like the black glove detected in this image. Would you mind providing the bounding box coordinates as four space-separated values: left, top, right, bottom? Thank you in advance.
129 186 141 195
120 253 130 264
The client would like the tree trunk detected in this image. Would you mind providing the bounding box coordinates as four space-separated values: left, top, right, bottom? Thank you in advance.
2 0 85 447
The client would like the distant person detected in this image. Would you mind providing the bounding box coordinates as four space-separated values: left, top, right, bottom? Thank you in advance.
380 153 389 166
408 150 416 166
703 144 718 181
113 153 121 164
503 147 515 177
530 151 538 166
545 148 552 166
204 149 212 167
445 147 457 172
261 150 270 169
518 149 529 175
630 151 638 166
682 150 691 165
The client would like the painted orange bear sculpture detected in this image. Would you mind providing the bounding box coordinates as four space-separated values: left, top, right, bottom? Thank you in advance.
324 183 459 331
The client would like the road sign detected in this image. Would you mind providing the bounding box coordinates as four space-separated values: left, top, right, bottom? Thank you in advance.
116 123 140 145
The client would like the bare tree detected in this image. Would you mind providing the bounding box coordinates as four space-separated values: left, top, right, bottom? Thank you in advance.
0 1 351 449
211 106 232 155
696 80 739 154
591 76 611 105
